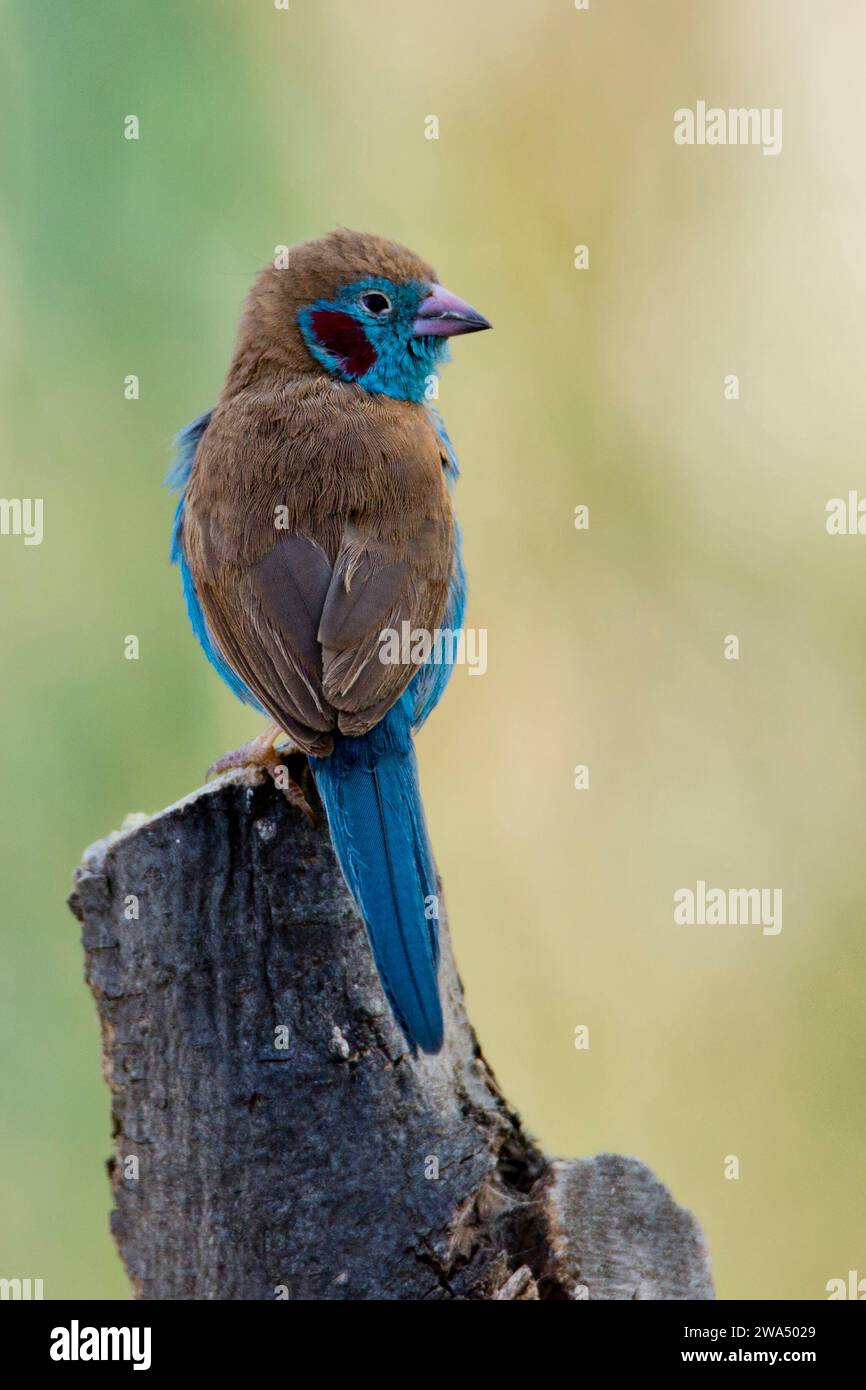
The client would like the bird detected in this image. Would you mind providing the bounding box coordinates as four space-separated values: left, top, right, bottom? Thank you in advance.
167 228 491 1055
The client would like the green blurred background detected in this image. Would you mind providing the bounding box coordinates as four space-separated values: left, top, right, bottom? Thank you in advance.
1 0 864 1300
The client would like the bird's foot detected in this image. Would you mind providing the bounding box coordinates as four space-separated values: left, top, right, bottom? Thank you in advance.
207 723 317 823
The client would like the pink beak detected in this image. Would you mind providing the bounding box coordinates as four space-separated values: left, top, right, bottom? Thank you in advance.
413 283 492 337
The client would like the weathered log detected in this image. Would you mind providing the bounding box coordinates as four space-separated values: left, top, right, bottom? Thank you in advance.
68 762 714 1301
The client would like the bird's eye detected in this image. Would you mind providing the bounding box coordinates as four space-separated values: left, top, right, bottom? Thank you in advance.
360 291 391 316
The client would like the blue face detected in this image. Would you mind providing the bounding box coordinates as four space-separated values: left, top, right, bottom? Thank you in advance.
297 276 450 403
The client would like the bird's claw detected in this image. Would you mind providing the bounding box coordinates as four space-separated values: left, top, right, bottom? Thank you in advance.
207 725 317 824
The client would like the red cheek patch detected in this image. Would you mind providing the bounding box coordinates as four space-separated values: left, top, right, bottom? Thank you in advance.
309 309 376 377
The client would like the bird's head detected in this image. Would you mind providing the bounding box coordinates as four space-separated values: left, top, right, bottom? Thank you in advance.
228 228 490 403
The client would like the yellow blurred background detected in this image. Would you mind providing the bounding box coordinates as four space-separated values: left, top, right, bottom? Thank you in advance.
1 0 864 1300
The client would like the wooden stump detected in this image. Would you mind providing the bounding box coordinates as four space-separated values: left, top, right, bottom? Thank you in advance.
68 764 714 1301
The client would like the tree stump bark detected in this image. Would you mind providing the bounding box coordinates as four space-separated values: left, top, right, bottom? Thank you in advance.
67 762 714 1301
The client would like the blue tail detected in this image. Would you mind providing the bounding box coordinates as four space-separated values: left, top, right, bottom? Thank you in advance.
309 696 443 1054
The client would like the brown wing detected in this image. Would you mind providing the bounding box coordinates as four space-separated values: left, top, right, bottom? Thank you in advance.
319 516 450 734
182 383 454 754
200 532 337 754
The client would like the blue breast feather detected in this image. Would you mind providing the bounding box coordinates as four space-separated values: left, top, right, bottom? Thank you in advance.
411 404 466 727
166 411 263 710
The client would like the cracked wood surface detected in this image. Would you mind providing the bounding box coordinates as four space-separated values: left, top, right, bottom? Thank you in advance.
68 764 714 1301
